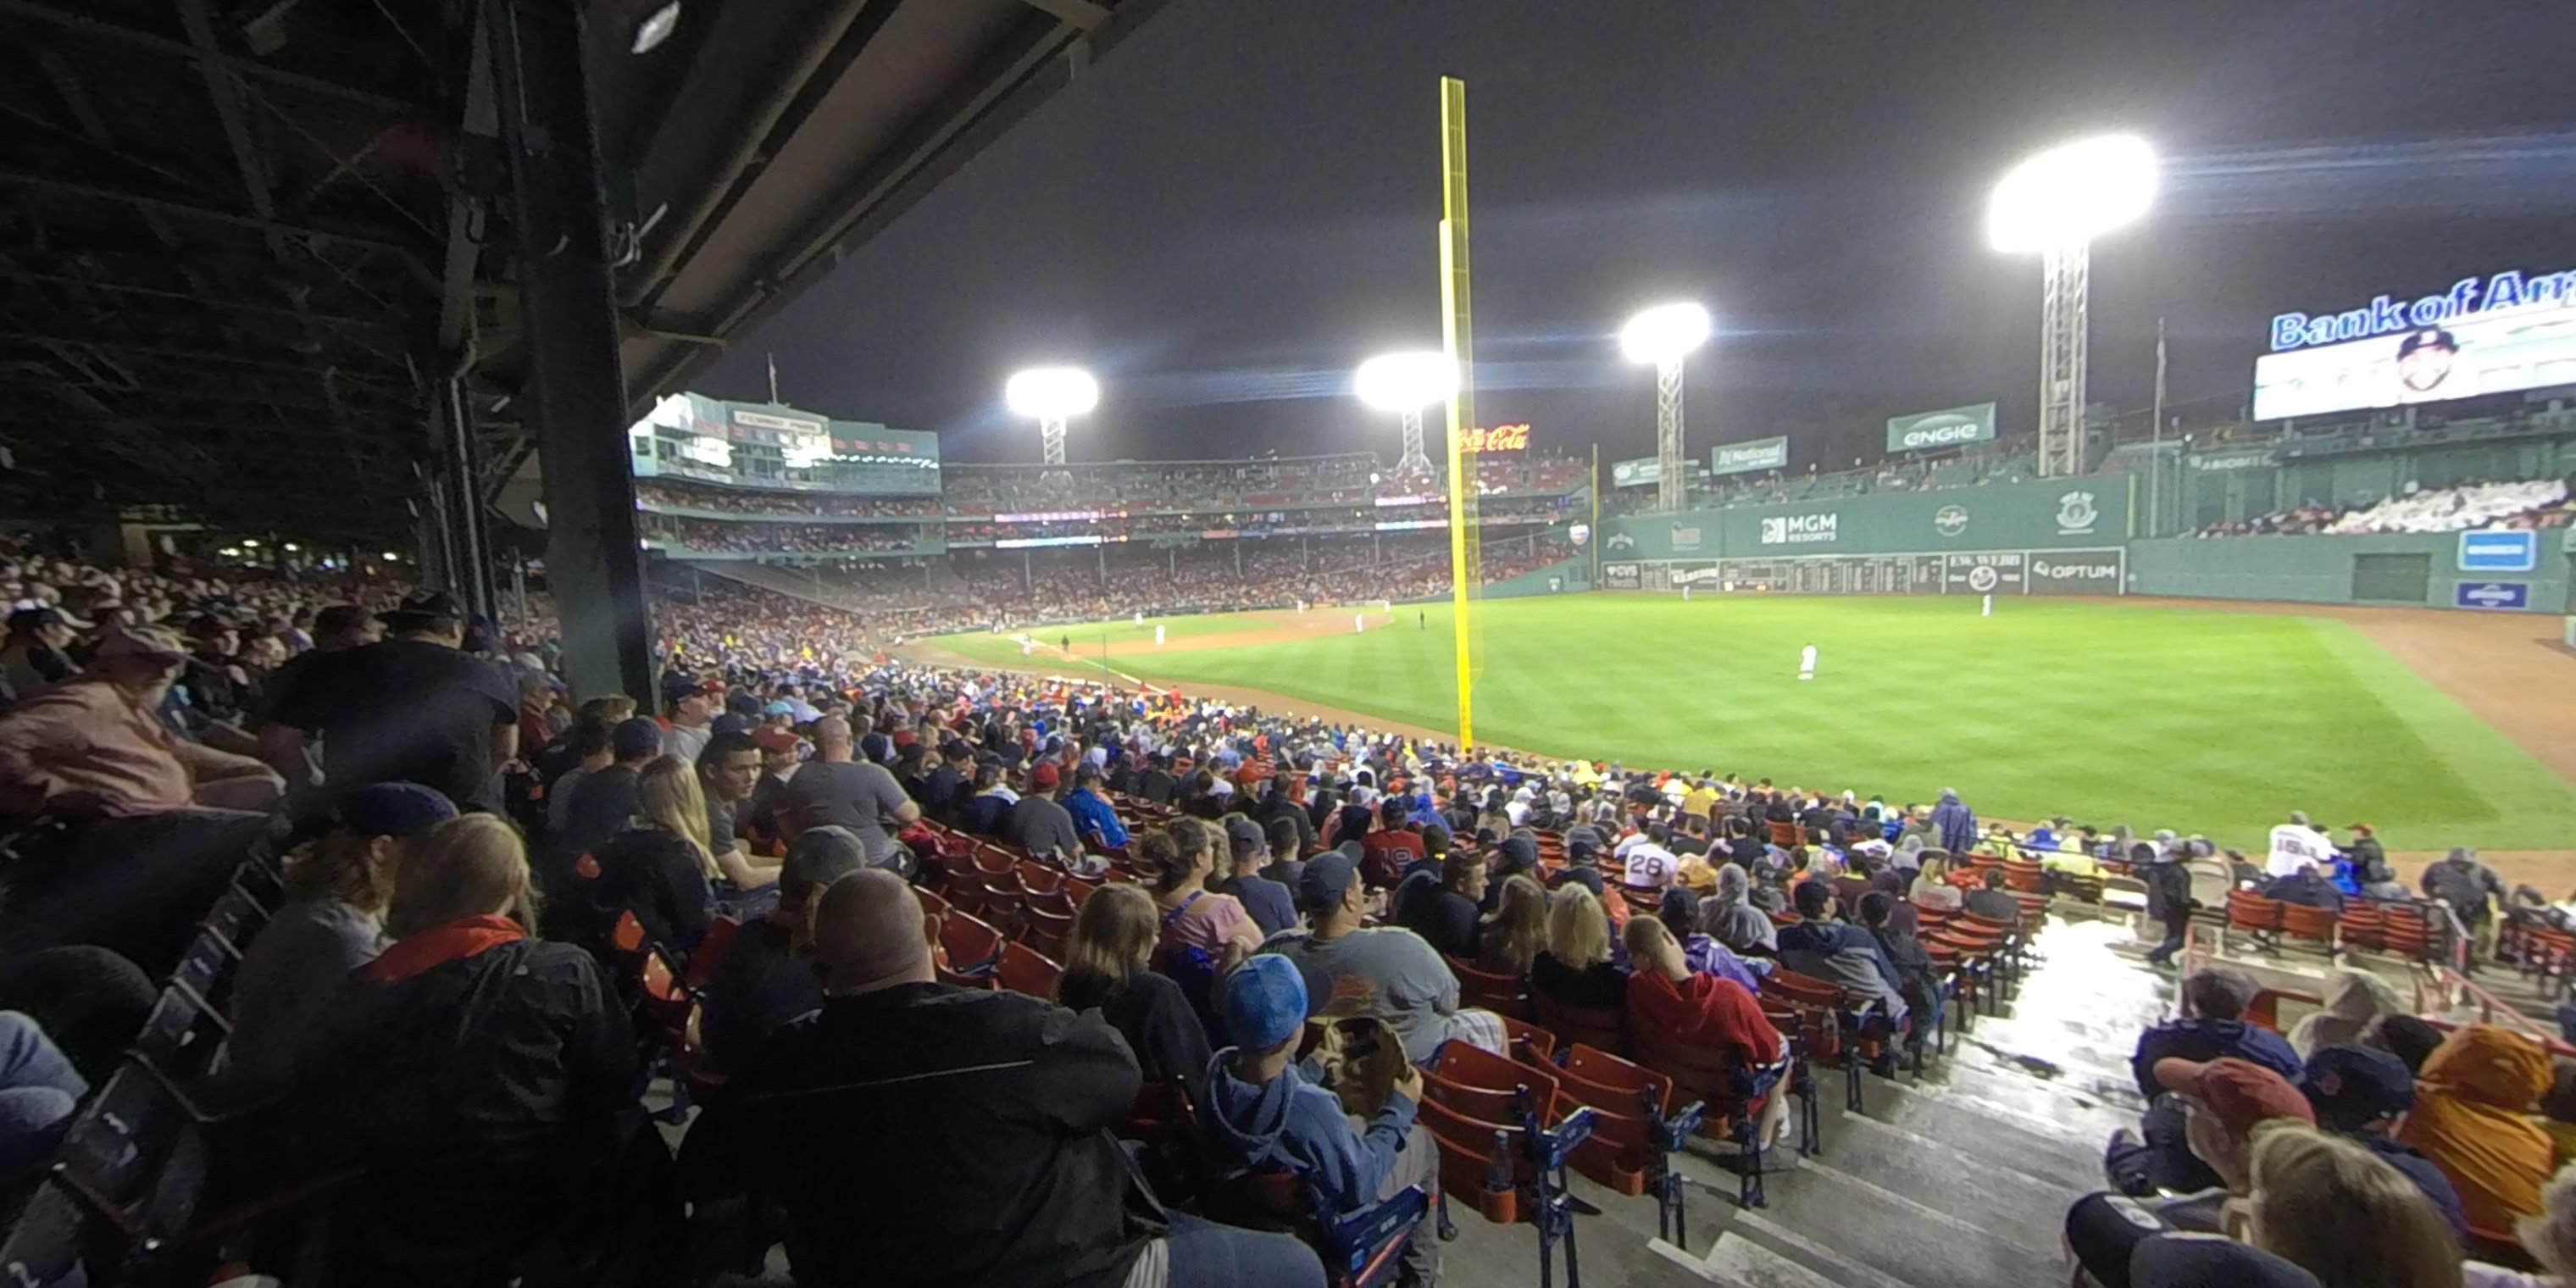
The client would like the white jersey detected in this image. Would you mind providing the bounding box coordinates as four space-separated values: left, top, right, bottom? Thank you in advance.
1799 646 1818 675
1621 843 1679 890
2265 824 2336 878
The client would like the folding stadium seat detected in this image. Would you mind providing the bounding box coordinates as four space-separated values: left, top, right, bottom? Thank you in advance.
1208 1172 1429 1288
1497 1013 1557 1064
1530 994 1625 1058
2278 903 2340 958
1761 970 1888 1111
938 913 1004 977
1019 906 1074 962
1064 876 1102 908
2339 902 2386 952
996 941 1063 1000
914 886 952 924
2001 858 2045 893
969 847 1016 880
686 915 743 989
2225 890 2285 953
2379 904 2435 965
1445 956 1530 1019
611 910 650 956
1016 861 1064 897
1412 1091 1596 1286
1554 1045 1715 1226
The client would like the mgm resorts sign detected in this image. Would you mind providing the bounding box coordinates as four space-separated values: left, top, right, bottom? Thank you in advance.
1759 512 1838 546
1885 402 1997 453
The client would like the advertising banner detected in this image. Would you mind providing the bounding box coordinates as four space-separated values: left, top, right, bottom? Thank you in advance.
2455 580 2531 610
2459 529 2539 572
2027 549 2128 596
1711 436 1790 475
2253 268 2576 420
1610 457 1662 489
2190 449 2277 472
1603 562 1641 591
1942 552 2025 595
1885 402 1998 453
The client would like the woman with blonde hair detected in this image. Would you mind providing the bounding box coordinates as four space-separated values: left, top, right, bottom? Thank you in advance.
1530 884 1626 1010
1140 819 1263 966
283 813 634 1285
1056 884 1210 1102
591 754 717 953
1909 852 1963 912
1478 873 1549 977
2245 1122 2463 1288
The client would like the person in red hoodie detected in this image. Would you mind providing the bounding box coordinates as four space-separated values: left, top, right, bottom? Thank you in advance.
1622 915 1791 1151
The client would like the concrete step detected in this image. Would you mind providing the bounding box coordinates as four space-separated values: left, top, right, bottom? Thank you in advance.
1860 1077 2108 1196
1724 1159 2062 1288
1652 1229 1876 1288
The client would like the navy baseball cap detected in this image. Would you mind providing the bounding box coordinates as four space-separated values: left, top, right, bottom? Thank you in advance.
1223 954 1310 1052
2302 1044 2413 1130
1298 851 1359 914
612 716 664 761
334 782 458 840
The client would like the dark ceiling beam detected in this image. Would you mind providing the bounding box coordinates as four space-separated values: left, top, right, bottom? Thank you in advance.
1017 0 1109 31
0 170 426 256
0 330 407 379
0 268 402 330
0 1 419 114
624 0 887 308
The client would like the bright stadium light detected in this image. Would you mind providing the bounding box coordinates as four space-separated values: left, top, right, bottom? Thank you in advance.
1988 135 2157 478
1985 134 2157 253
1354 351 1456 480
1619 302 1713 512
1004 365 1100 467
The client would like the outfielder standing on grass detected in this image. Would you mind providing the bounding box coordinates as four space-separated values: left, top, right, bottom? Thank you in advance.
1798 642 1818 681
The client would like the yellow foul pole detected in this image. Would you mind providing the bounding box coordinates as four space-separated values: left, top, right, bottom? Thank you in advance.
1437 75 1476 752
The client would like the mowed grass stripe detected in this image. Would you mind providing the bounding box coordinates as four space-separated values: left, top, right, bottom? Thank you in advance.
927 596 2576 848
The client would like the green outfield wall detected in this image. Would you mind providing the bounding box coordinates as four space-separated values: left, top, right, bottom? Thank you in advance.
1601 477 2133 562
2128 534 2568 613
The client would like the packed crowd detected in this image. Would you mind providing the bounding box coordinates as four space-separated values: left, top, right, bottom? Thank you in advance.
2194 477 2576 538
641 515 935 554
636 478 942 518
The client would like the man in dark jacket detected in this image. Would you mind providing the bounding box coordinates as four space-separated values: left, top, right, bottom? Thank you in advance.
1929 788 1978 856
2301 1044 2468 1242
1135 752 1179 805
2139 844 2195 967
679 869 1322 1288
2261 863 2344 913
2421 847 2507 956
1776 881 1910 1030
697 826 868 1076
2108 967 2306 1198
2346 824 2401 899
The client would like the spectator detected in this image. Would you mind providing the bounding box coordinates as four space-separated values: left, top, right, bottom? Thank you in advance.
1963 866 2020 922
1210 815 1296 940
543 708 619 838
1929 787 1977 854
1396 849 1486 963
1259 851 1506 1063
2138 842 2196 968
285 813 639 1285
2540 1060 2576 1169
958 762 1018 837
2399 1024 2555 1235
1477 872 1549 977
0 606 76 703
1622 915 1790 1151
1198 954 1438 1285
1855 891 1940 1052
2287 969 2406 1059
2242 1123 2467 1288
1135 752 1178 805
679 869 1324 1288
780 715 922 873
1260 814 1308 889
2467 1163 2576 1286
1700 863 1778 958
559 716 662 857
1057 883 1213 1103
1617 823 1680 891
208 782 456 1108
1357 797 1425 888
0 1013 88 1174
2264 862 2345 913
587 755 719 956
1009 762 1085 867
1141 822 1264 967
0 625 282 971
259 590 518 813
697 729 780 898
2348 824 2403 900
919 740 973 822
660 674 713 763
1659 886 1765 991
1530 885 1627 1011
2301 1044 2469 1241
1909 852 1965 913
2368 1013 2449 1076
2137 1056 2318 1230
2129 967 2304 1098
2423 848 2508 958
1064 762 1129 852
697 825 870 1077
1776 880 1910 1030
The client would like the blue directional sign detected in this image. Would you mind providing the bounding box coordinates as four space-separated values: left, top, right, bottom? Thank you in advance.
2454 581 2530 611
2458 530 2538 573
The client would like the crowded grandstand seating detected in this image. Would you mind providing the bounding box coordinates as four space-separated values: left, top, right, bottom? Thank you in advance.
5 527 2573 1288
2194 475 2576 536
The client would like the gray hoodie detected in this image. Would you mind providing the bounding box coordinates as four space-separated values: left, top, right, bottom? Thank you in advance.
1196 1049 1418 1215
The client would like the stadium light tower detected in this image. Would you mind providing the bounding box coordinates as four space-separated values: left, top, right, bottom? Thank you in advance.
1619 302 1713 513
1987 134 2157 479
1354 350 1457 481
1003 365 1100 466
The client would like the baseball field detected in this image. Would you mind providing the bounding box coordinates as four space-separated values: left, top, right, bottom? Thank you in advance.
916 593 2576 852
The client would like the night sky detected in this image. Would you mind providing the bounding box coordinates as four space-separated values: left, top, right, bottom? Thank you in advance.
695 0 2576 473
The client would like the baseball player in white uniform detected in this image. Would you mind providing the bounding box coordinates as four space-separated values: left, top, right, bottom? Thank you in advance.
1799 643 1817 681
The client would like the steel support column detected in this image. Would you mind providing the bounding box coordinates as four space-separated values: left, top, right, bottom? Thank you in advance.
2037 243 2090 479
487 0 653 703
1396 408 1431 480
441 374 496 625
1654 358 1685 512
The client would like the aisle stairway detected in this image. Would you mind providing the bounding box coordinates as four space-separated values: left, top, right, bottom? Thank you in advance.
1435 914 2171 1288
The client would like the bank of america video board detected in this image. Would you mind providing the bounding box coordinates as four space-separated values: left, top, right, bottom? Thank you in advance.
2252 266 2576 420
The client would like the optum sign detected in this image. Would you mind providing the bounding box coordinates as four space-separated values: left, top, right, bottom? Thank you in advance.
1885 402 1997 453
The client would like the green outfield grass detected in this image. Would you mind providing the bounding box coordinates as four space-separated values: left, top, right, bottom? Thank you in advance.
926 595 2576 850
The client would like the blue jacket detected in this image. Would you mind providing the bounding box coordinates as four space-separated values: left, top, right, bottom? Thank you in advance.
1930 791 1978 854
1199 1050 1418 1215
1065 788 1129 849
1775 919 1909 1008
2128 1018 2304 1099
